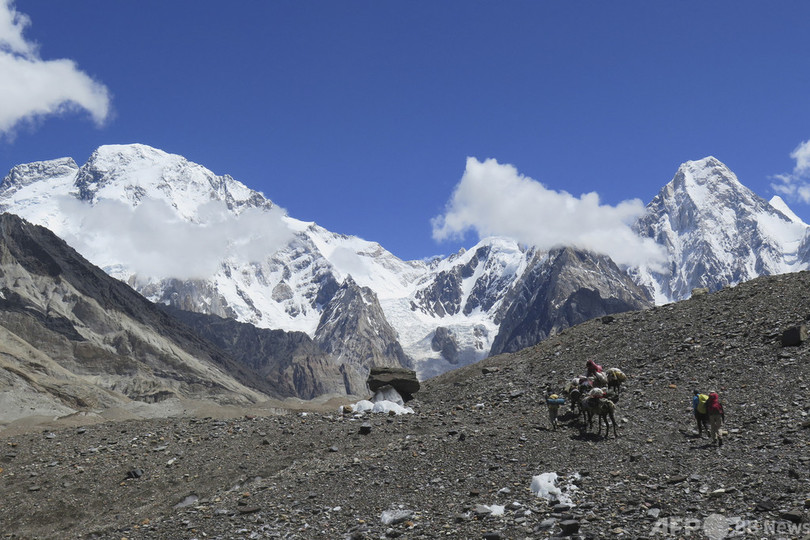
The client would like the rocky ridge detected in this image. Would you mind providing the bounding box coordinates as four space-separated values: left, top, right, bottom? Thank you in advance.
1 270 809 539
490 247 652 355
313 276 412 394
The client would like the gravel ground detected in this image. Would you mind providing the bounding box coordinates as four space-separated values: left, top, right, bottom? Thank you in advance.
2 271 810 539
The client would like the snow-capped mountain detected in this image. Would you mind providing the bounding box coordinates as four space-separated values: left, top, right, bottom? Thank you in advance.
0 145 524 383
631 157 810 303
3 145 809 392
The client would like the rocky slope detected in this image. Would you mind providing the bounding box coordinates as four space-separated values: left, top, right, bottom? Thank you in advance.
159 305 349 400
0 213 278 423
490 247 652 355
1 270 808 539
161 276 412 399
313 276 413 394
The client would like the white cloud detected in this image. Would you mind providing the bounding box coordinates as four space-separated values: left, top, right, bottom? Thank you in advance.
792 140 810 176
57 197 295 280
771 140 810 203
431 157 667 268
0 0 33 56
0 0 110 136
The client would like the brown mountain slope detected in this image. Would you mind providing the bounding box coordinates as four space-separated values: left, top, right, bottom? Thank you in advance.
0 212 280 426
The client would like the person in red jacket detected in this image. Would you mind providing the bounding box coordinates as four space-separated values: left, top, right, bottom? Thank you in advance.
705 392 725 447
585 359 602 377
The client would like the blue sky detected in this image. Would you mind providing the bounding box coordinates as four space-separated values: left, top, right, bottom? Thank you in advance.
1 1 809 262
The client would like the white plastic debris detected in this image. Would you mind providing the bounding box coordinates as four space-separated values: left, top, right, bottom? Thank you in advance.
530 472 578 506
487 504 505 516
345 398 414 415
350 400 374 413
371 386 405 406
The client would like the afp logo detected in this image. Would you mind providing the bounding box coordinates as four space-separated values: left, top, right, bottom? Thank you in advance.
650 514 731 538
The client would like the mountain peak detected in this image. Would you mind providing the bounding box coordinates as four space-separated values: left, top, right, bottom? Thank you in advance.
92 142 171 159
674 156 740 189
1 157 79 193
72 143 273 218
634 156 808 302
769 195 804 224
81 144 182 182
684 155 723 169
80 144 189 190
658 156 753 216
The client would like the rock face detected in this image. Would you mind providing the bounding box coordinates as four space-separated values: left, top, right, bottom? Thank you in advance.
490 247 653 355
0 213 275 421
314 277 412 395
431 326 460 364
141 278 241 320
160 306 351 399
412 244 515 318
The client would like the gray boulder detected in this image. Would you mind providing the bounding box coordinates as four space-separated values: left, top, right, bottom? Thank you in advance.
367 367 420 400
